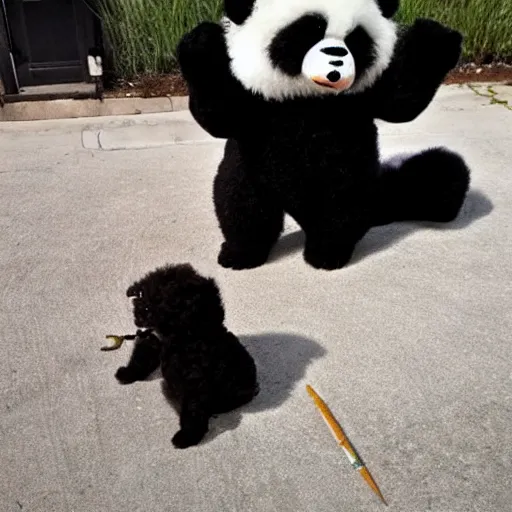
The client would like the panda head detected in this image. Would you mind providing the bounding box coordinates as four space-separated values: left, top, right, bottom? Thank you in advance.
222 0 399 101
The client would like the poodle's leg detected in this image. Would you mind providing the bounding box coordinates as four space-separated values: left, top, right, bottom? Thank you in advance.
214 139 284 270
172 391 210 449
373 147 471 226
300 197 372 270
115 331 161 384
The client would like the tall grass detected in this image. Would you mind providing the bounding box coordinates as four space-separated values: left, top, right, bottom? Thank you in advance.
396 0 512 63
97 0 222 78
98 0 512 79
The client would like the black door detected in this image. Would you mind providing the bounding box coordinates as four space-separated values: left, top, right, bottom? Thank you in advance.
4 0 96 87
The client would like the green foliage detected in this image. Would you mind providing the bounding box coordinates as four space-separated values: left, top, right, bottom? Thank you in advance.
395 0 512 63
97 0 223 78
98 0 512 79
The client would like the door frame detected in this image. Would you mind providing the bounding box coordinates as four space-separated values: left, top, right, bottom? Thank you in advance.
3 0 97 88
0 0 19 94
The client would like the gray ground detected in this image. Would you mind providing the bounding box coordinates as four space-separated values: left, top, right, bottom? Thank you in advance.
1 85 511 512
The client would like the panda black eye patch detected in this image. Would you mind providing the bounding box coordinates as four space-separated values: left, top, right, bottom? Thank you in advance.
268 13 328 76
345 25 377 80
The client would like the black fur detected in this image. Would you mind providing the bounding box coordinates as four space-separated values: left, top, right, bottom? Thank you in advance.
115 263 259 448
369 18 464 122
177 22 253 139
269 13 328 76
177 10 470 271
373 147 472 226
225 0 256 25
376 0 399 18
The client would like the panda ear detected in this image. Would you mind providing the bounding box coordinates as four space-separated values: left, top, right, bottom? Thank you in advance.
224 0 256 25
376 0 399 18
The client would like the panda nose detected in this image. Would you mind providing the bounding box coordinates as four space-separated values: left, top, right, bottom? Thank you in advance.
327 70 341 83
302 37 356 92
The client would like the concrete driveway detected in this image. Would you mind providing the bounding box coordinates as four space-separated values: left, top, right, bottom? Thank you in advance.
1 85 511 512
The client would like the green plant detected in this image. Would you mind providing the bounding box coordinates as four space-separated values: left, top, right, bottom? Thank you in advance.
97 0 223 78
395 0 512 63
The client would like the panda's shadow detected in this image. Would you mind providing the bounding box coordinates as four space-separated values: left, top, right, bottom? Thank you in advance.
268 230 305 262
352 189 493 264
269 189 493 265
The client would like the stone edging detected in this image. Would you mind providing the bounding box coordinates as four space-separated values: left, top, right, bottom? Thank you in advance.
2 82 511 122
0 95 189 122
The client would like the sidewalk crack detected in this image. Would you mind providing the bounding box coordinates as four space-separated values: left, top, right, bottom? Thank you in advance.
468 84 512 111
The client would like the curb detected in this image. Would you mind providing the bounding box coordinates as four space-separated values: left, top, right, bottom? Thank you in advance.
0 95 189 122
1 82 510 122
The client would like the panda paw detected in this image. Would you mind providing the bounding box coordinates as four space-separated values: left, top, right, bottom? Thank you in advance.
177 22 228 81
408 18 463 75
303 243 355 271
218 242 270 270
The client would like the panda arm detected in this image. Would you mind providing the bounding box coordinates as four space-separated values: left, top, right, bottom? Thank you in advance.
177 22 250 139
368 18 463 123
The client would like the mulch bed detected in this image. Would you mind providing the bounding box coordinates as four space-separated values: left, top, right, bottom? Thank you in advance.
444 63 512 85
104 74 188 99
104 63 512 99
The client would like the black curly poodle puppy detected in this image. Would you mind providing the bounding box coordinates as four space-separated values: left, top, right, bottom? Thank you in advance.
115 263 259 449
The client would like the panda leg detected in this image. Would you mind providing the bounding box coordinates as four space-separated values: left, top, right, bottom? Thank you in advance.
300 198 372 271
373 147 471 226
213 140 284 270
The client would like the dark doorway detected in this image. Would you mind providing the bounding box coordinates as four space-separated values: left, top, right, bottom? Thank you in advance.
4 0 97 87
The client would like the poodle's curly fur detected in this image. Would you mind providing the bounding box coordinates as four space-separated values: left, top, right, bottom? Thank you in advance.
115 263 259 449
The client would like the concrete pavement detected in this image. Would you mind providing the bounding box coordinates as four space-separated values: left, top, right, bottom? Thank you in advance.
0 84 511 512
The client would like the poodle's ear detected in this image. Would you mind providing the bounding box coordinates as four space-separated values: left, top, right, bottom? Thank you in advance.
126 283 141 298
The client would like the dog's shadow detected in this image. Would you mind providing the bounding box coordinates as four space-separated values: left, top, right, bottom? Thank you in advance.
160 332 326 445
268 190 493 265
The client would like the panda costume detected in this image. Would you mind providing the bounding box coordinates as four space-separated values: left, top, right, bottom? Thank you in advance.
177 0 471 271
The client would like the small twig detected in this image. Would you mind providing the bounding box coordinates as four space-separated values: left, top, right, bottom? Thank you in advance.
101 334 136 351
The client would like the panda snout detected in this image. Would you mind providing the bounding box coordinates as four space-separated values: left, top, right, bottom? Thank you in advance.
302 38 356 92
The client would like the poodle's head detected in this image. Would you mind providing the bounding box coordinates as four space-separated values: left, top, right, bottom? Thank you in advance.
126 263 225 332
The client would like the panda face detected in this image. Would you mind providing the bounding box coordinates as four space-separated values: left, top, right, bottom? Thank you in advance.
223 0 398 101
